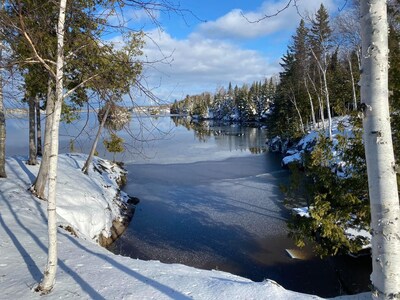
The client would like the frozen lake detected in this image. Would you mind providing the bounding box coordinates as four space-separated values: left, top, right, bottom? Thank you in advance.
6 113 369 297
107 117 350 297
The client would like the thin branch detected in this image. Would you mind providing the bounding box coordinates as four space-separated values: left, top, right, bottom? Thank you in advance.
17 3 56 78
241 0 299 23
62 74 99 100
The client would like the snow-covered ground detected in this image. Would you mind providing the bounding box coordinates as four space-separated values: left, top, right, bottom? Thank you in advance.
0 154 370 299
280 116 353 168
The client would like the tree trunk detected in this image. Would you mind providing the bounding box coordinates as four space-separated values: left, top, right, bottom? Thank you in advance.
82 103 110 174
0 0 6 178
36 0 67 293
348 54 358 111
308 72 324 129
289 88 305 134
32 78 54 199
311 48 332 139
304 77 316 129
360 1 400 299
321 70 332 140
27 96 37 165
36 96 42 156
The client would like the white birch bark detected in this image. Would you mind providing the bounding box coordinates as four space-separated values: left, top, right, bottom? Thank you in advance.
308 72 325 129
311 48 332 140
36 0 67 293
360 1 400 299
289 87 305 134
32 78 54 199
304 78 316 129
347 54 358 111
0 0 6 178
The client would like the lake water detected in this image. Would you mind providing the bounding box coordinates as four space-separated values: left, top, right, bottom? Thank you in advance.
6 112 370 297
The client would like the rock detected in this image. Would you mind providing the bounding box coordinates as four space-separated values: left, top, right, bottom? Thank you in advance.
127 196 140 205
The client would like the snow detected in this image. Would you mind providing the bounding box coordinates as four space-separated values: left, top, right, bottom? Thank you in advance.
292 207 311 218
291 206 371 250
0 154 370 299
280 116 356 171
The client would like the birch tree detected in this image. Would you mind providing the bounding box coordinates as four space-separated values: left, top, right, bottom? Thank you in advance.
34 0 67 293
360 1 400 299
32 78 54 199
0 0 6 178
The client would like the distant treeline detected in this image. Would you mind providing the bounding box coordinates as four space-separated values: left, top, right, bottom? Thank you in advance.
170 78 276 123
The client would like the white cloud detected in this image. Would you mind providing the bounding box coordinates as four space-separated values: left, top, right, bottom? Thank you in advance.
196 0 338 40
134 0 344 104
140 30 279 103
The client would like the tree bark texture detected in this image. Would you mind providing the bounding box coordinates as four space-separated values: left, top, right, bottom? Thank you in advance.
0 0 6 178
27 97 37 165
304 78 316 129
82 103 111 175
32 78 54 199
360 1 400 299
36 96 42 156
37 0 67 293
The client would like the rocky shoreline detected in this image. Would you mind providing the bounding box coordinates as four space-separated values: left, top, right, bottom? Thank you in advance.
90 158 140 247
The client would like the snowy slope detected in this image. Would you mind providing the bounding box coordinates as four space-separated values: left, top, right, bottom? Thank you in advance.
0 154 370 299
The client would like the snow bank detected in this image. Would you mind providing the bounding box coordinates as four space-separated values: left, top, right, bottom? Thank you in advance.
22 153 135 245
279 116 352 168
0 154 370 299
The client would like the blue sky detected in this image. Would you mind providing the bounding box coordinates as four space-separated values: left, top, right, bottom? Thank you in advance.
118 0 348 104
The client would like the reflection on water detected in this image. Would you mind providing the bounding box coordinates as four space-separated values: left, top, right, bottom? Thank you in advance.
5 113 268 163
171 116 267 155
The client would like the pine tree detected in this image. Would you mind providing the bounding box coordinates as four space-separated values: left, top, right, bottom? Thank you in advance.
103 133 124 162
309 4 333 139
287 118 370 256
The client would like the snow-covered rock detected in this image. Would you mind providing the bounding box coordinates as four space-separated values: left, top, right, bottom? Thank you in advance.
18 153 136 246
279 116 353 168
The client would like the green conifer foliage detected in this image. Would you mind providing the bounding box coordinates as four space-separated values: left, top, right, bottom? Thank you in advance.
103 133 124 162
286 118 370 257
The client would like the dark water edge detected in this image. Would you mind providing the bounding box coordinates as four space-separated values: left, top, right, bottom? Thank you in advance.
108 155 372 298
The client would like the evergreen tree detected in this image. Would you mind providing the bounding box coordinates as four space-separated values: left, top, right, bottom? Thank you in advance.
287 118 370 256
327 49 352 115
309 4 334 139
104 133 124 162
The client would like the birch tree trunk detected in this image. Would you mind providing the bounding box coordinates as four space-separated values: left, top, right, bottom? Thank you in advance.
289 88 305 134
27 96 37 165
304 78 316 129
0 0 6 178
308 72 324 129
311 48 332 140
321 69 332 140
32 78 54 199
82 103 111 175
36 96 42 156
36 0 67 293
347 54 358 111
360 1 400 299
